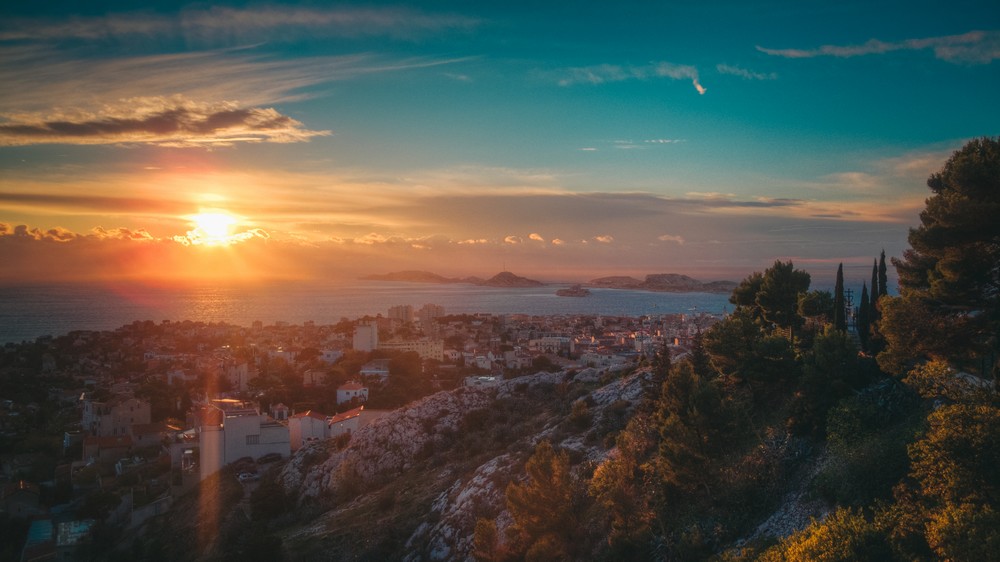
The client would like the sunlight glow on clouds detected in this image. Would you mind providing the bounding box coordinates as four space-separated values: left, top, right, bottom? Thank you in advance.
0 97 329 147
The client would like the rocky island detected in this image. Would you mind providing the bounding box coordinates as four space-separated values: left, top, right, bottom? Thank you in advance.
363 271 736 293
362 270 543 288
590 273 737 293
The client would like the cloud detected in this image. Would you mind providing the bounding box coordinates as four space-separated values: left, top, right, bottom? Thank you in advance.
551 238 565 246
593 235 615 244
504 235 523 244
0 96 329 147
528 233 545 242
0 223 79 242
716 64 777 80
91 227 156 241
0 6 479 44
644 139 685 144
658 234 685 244
0 43 473 116
757 30 1000 64
557 61 706 94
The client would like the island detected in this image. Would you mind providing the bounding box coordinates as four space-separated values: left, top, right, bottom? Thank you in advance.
589 273 737 294
556 284 591 297
361 270 543 288
362 270 735 293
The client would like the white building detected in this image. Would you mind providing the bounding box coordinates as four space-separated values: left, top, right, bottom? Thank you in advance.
198 400 290 480
337 382 369 405
353 323 378 352
288 410 330 451
378 338 444 361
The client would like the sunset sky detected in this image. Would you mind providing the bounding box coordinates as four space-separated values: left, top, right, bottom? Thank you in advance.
1 1 997 286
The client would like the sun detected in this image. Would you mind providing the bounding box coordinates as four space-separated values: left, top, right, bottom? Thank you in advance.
189 212 238 245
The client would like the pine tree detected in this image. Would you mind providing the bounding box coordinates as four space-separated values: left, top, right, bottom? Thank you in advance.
834 263 847 332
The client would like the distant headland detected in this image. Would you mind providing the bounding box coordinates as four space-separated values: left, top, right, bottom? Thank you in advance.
362 271 737 293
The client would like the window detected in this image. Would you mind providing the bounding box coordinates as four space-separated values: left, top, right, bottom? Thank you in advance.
246 434 260 445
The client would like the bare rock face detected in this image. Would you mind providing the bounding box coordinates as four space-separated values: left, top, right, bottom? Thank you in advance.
280 386 495 498
280 366 653 561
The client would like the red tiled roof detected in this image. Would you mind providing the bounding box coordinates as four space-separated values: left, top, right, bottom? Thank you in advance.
329 405 364 425
290 410 328 421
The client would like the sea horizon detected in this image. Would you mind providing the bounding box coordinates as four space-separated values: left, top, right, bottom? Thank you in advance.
0 280 734 345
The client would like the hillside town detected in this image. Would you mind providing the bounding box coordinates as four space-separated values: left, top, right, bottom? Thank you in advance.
0 305 720 559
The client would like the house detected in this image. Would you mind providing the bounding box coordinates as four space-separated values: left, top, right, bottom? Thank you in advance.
303 369 325 387
288 410 330 451
337 382 369 405
328 405 365 438
271 403 289 421
198 400 290 480
81 396 151 438
83 435 133 466
359 359 391 383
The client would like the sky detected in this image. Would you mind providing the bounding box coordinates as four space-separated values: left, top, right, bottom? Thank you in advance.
1 1 997 288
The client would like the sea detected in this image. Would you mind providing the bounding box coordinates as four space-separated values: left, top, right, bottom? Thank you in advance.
0 281 732 344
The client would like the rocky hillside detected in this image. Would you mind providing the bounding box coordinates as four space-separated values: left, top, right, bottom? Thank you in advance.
274 367 647 560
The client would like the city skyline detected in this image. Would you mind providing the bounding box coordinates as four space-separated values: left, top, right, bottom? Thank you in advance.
1 1 997 285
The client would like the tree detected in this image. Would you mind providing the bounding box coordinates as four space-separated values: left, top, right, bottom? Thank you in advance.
655 361 727 499
888 137 1000 377
755 260 811 344
834 263 847 332
798 290 834 322
878 249 889 299
730 271 764 315
758 508 892 562
867 259 886 353
506 441 577 558
857 283 871 352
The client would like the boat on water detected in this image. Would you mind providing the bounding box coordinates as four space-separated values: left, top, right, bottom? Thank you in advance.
556 284 591 297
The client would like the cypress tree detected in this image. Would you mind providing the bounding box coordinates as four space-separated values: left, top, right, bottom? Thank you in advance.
834 263 846 332
869 259 880 323
857 283 870 352
878 249 888 298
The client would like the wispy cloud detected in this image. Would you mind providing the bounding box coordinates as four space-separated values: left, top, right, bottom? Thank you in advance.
0 45 472 115
0 96 328 147
757 30 1000 64
557 61 706 94
716 64 777 80
593 235 615 244
658 234 685 244
528 233 545 242
0 6 480 44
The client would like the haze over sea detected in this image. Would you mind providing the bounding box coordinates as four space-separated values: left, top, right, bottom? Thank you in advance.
0 282 732 344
